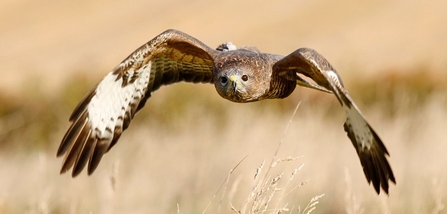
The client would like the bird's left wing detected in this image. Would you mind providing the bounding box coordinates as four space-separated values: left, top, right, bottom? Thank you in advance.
273 48 395 194
57 29 218 177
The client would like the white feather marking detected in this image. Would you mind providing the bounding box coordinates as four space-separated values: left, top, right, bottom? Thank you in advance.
307 59 319 70
225 42 237 51
88 62 151 140
326 70 341 86
344 105 372 151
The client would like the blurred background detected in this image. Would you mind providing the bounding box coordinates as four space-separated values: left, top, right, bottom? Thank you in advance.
1 0 446 213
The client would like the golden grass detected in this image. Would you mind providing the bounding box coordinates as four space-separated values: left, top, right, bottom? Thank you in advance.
0 70 446 213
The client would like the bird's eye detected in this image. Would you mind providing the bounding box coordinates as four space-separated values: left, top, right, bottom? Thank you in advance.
241 75 249 82
220 76 228 84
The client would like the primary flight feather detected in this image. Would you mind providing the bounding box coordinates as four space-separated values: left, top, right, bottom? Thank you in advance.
57 29 395 194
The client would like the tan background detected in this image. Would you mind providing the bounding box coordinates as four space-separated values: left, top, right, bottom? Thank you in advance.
0 0 446 213
2 0 446 93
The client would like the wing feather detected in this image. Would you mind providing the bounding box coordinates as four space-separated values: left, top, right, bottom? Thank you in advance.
58 29 217 176
273 47 395 194
72 130 95 176
57 109 87 156
88 138 111 174
60 117 89 173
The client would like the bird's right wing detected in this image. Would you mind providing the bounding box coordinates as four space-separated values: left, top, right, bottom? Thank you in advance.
273 48 395 194
57 29 218 177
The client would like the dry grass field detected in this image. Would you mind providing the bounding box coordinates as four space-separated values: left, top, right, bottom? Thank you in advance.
1 0 446 213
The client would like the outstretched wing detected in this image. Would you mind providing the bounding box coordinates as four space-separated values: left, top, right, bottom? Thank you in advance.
273 48 395 194
57 29 218 177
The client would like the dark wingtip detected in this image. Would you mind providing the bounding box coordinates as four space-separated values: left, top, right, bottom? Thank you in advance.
72 137 97 177
87 140 109 175
60 167 68 175
345 121 396 195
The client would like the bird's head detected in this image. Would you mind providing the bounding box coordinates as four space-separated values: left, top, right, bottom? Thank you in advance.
213 51 271 103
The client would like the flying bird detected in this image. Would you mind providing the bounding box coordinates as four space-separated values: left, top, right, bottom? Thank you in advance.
57 29 395 194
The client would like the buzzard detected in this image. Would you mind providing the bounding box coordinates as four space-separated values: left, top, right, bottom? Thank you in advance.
57 29 395 194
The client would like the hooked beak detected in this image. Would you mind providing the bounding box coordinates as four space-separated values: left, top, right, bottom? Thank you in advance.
229 75 241 90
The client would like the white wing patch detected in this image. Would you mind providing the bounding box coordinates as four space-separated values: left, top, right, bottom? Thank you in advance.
344 105 372 151
326 70 342 87
88 62 151 141
327 69 372 151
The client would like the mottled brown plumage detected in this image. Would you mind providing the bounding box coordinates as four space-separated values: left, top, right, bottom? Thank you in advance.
57 29 395 194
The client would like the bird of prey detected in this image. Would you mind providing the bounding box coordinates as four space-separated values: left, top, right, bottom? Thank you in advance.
57 29 395 194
